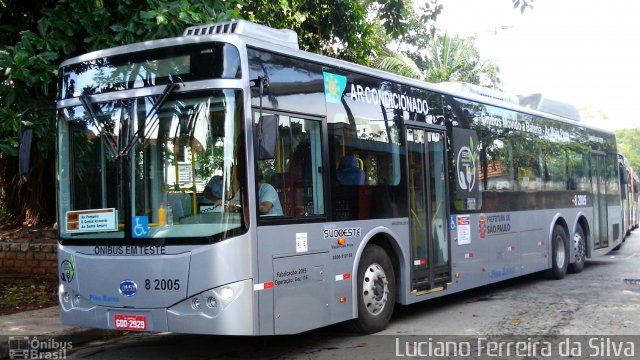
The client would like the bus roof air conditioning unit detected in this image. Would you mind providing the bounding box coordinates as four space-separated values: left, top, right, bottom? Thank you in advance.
518 93 580 121
183 20 299 50
437 81 520 105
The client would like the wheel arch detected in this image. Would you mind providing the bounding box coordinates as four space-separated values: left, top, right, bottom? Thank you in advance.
351 227 406 317
550 213 570 240
575 213 591 259
549 213 570 265
546 213 571 279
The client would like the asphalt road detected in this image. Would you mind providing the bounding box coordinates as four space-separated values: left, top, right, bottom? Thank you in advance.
66 230 640 359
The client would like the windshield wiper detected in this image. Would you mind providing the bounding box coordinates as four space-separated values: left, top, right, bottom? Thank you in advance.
79 81 180 159
79 94 119 158
120 81 181 156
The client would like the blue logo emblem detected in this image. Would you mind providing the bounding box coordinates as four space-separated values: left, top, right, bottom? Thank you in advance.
119 280 137 297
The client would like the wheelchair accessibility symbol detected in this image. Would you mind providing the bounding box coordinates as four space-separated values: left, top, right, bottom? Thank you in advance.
132 216 149 238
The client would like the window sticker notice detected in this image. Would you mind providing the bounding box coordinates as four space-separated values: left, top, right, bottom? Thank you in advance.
457 215 471 245
66 208 117 233
296 232 308 253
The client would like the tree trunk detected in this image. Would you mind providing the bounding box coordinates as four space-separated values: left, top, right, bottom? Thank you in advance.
0 141 56 226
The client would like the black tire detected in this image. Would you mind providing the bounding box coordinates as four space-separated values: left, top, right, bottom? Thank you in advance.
546 225 569 280
349 244 396 334
569 226 586 273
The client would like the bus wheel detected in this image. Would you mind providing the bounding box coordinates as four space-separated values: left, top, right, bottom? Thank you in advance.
569 226 586 273
350 244 396 334
547 225 569 280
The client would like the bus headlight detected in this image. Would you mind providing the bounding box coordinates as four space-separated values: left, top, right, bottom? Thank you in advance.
168 280 247 318
206 297 218 309
192 298 202 310
58 286 94 312
219 287 234 300
59 284 70 303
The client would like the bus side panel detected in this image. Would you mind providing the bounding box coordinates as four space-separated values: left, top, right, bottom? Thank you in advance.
257 222 334 335
486 215 521 282
256 220 409 334
448 213 489 293
272 252 330 334
519 211 552 274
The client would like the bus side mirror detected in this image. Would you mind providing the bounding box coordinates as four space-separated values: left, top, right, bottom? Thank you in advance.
19 128 33 182
257 115 278 160
619 164 628 185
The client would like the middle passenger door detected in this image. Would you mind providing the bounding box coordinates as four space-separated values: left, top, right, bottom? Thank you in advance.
406 126 451 293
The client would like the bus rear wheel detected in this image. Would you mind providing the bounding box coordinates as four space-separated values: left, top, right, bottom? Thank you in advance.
350 244 396 334
569 226 586 273
547 225 569 280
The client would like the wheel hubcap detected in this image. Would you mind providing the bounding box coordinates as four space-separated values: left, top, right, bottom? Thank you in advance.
362 262 389 316
574 233 585 263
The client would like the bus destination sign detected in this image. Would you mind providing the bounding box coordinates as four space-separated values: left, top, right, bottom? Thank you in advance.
66 208 118 233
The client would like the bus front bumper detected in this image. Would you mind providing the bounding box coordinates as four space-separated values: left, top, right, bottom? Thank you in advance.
59 279 255 335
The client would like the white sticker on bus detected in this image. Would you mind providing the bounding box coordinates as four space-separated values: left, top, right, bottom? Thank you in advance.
253 282 274 291
296 233 308 253
457 215 471 245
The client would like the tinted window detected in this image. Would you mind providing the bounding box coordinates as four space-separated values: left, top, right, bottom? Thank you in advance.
324 71 409 221
61 42 241 99
248 49 325 115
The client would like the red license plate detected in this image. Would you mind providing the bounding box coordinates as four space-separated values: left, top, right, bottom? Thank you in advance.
114 314 147 331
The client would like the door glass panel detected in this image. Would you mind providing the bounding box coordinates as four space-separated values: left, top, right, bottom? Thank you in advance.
428 132 448 267
591 154 608 248
407 129 429 288
408 128 450 291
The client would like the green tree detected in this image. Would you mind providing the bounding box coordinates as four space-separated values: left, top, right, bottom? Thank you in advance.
374 0 539 87
0 0 415 226
0 0 242 225
421 30 501 87
242 0 412 65
375 28 502 89
617 128 640 171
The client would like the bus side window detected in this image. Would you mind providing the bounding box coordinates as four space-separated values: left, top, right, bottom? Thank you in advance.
255 113 324 219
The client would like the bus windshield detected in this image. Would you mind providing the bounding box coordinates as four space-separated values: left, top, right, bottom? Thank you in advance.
58 90 248 242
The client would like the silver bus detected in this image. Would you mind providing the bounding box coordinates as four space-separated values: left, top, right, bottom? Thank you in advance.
56 20 622 335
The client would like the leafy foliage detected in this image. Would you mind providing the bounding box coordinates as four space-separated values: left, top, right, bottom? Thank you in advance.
0 0 520 225
421 31 501 87
616 128 640 171
0 0 415 225
373 0 501 89
0 0 242 225
242 0 412 65
375 29 502 89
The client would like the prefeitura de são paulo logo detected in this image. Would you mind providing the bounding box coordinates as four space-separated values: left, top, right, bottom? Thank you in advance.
457 137 477 192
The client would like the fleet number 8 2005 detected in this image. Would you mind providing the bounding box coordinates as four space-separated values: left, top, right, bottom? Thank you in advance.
144 278 180 291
